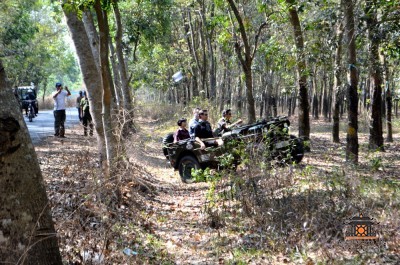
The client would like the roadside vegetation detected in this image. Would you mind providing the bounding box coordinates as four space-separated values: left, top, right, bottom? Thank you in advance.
32 102 400 264
1 0 399 263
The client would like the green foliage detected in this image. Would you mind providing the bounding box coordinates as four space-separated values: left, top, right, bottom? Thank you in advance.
368 152 383 171
1 0 81 95
191 168 213 183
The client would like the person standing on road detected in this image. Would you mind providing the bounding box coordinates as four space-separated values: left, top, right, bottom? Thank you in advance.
76 91 83 122
80 91 93 136
52 82 71 138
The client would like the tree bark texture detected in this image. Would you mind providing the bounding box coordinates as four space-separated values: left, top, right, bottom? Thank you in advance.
82 10 101 72
63 5 107 167
343 0 359 163
366 0 384 150
94 0 117 176
227 0 266 123
332 22 343 143
113 1 135 124
286 0 310 139
382 54 393 142
0 60 62 264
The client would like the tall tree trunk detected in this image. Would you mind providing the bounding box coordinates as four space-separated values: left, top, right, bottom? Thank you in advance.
82 10 101 72
113 1 135 133
220 64 227 112
41 79 48 104
328 75 333 122
199 22 208 98
109 41 122 106
0 60 62 264
286 0 310 139
343 0 359 163
188 10 204 97
181 8 199 98
200 0 216 100
366 0 384 150
95 0 117 176
227 0 266 123
236 73 242 114
63 5 106 167
332 22 343 143
382 55 393 142
322 75 329 119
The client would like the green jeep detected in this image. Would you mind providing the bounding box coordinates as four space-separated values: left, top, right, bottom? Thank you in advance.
162 116 304 183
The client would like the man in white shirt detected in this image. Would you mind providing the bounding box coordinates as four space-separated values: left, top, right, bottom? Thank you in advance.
52 82 71 138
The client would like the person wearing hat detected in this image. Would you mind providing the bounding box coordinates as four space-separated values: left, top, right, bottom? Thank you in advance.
76 90 84 122
52 82 71 138
174 118 190 142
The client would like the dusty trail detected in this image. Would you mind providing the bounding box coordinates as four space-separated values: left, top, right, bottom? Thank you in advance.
34 116 400 264
128 119 224 264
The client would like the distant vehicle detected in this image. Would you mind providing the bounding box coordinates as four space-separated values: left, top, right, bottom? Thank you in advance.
14 86 39 117
162 116 305 183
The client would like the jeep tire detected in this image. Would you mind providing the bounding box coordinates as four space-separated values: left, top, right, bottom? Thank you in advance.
289 135 304 164
162 132 174 158
178 155 200 184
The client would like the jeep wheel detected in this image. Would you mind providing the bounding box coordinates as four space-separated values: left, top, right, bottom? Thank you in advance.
162 132 174 158
178 155 200 184
289 135 304 164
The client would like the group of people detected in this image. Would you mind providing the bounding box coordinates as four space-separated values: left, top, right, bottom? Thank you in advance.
75 90 93 136
52 82 93 138
52 81 241 145
174 108 243 149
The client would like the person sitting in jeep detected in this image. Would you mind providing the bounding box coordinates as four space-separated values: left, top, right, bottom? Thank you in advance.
174 118 190 142
189 107 201 138
216 109 243 135
194 109 223 150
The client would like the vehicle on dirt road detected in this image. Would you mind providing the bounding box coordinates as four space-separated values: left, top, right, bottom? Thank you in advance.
162 116 304 183
14 86 39 117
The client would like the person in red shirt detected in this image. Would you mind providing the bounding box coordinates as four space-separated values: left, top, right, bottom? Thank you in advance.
174 118 190 142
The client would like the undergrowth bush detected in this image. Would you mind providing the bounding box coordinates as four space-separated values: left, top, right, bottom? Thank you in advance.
198 136 398 262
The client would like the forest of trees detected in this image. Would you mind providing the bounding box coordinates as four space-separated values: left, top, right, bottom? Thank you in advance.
0 0 399 262
2 0 399 167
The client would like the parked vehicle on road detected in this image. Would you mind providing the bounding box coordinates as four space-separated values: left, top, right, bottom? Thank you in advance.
162 116 304 183
14 86 39 116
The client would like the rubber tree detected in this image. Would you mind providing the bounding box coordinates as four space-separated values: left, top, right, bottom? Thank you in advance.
112 0 136 132
62 3 107 169
366 0 384 151
342 0 359 163
0 60 62 264
94 0 117 176
332 22 344 143
227 0 267 123
285 0 310 140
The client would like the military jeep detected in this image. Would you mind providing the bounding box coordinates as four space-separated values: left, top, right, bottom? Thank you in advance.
162 116 304 183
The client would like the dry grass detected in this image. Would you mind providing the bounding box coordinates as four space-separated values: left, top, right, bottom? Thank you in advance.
39 95 78 110
33 112 400 264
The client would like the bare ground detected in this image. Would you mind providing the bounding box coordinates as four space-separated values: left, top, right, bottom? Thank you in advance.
35 117 400 264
